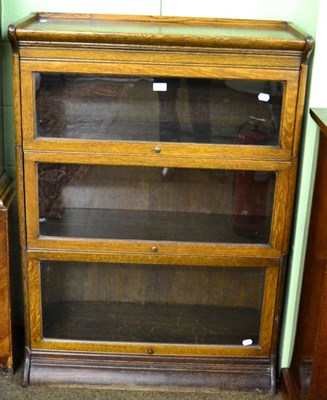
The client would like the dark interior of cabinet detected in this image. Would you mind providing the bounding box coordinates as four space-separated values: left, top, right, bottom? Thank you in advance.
40 261 265 346
38 164 276 244
35 73 283 146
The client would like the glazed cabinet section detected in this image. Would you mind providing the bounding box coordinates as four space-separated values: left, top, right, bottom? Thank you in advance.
20 66 298 254
27 254 279 357
20 65 300 158
21 67 294 384
23 157 293 251
20 65 295 350
33 73 285 146
19 65 295 391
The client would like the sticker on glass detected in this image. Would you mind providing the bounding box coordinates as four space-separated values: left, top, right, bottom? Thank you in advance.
153 82 168 92
258 92 270 102
242 339 253 346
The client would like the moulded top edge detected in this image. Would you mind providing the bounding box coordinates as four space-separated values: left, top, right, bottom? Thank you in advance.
8 12 313 53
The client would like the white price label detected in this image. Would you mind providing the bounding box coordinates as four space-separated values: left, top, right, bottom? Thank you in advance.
258 92 270 102
153 82 167 92
242 339 253 346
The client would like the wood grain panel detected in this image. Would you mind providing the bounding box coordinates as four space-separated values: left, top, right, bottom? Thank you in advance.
19 47 303 69
0 174 16 371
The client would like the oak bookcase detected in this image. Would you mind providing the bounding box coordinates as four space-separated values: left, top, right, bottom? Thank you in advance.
9 13 313 394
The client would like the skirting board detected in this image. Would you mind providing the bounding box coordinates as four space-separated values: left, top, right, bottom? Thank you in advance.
25 349 276 394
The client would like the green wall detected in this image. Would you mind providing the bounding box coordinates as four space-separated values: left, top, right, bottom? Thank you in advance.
1 0 326 370
278 0 327 369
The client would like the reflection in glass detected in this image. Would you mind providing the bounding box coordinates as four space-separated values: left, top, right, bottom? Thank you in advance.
35 73 283 145
37 163 276 244
40 260 265 345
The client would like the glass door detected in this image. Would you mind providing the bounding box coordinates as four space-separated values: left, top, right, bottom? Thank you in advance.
34 73 284 146
27 255 279 356
40 261 265 346
35 163 276 245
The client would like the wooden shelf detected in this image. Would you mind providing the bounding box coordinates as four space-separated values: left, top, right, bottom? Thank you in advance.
40 208 271 244
42 301 261 345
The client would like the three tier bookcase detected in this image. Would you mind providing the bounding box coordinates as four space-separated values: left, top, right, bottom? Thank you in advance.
9 13 313 393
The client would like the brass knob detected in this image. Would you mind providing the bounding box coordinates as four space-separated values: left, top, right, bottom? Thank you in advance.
147 347 154 355
151 246 158 253
154 146 161 153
